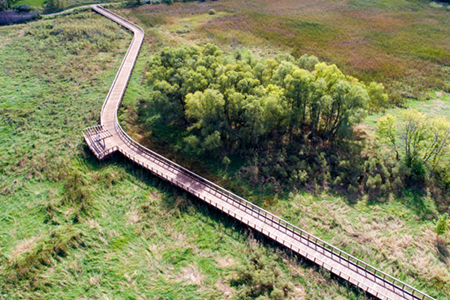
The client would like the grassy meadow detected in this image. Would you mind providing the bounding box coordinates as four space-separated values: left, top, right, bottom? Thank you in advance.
117 0 450 105
0 9 375 300
113 0 449 298
12 0 46 8
0 1 449 300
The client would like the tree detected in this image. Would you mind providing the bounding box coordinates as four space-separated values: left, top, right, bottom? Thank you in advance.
367 82 389 112
377 110 450 174
0 0 7 11
284 67 313 137
435 213 449 242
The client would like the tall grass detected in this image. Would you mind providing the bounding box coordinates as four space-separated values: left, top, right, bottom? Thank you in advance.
113 1 449 298
0 9 376 300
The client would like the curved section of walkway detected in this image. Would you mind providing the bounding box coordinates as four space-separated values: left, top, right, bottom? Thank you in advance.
82 6 436 300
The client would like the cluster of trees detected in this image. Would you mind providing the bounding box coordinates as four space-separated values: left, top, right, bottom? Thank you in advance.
146 44 387 156
0 0 30 11
144 44 450 202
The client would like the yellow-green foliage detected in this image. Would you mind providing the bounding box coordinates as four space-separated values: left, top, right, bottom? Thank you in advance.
377 110 450 171
231 243 293 299
146 45 385 156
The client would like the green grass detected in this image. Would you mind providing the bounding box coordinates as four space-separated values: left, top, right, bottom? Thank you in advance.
365 91 450 128
113 2 449 298
12 0 46 8
0 10 375 300
1 4 449 300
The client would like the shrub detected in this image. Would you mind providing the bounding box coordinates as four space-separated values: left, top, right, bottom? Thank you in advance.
13 4 31 12
0 0 7 11
231 244 293 299
208 9 216 15
176 28 190 33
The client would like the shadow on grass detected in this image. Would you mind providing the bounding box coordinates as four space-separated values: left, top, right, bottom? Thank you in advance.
437 238 450 263
402 187 435 220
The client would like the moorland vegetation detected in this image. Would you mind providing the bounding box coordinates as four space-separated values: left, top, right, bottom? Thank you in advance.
1 0 450 299
1 10 380 300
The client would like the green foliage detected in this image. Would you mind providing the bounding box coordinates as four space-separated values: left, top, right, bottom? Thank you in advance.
13 3 31 11
126 0 140 7
0 0 7 10
377 110 450 179
43 0 65 12
146 45 381 157
231 245 293 299
208 9 215 15
435 213 449 236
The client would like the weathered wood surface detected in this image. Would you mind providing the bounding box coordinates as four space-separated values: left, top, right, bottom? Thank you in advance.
83 6 435 300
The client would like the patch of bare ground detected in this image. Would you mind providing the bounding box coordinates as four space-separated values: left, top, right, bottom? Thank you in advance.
215 279 235 298
216 255 235 269
179 263 205 285
9 237 39 261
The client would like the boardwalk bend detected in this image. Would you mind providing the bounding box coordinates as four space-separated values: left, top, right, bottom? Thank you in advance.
82 6 436 300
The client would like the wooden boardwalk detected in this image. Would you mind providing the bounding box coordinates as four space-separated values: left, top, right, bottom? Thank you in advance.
83 6 436 300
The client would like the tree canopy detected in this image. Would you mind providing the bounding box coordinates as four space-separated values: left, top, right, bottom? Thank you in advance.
377 109 450 181
146 44 386 157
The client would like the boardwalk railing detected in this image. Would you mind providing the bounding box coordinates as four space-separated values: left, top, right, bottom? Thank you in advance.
84 6 437 300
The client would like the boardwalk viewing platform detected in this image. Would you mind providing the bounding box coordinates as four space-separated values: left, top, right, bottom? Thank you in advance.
83 6 436 300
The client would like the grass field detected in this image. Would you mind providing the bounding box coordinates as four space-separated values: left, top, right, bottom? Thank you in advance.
12 0 46 8
113 1 449 298
1 2 449 300
0 10 375 300
117 0 450 105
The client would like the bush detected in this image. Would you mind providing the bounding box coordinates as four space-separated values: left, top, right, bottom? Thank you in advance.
176 28 190 33
13 4 31 12
231 245 293 299
208 9 216 15
0 0 8 11
162 0 173 4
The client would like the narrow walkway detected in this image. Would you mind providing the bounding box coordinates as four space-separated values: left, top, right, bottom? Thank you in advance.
83 6 436 300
